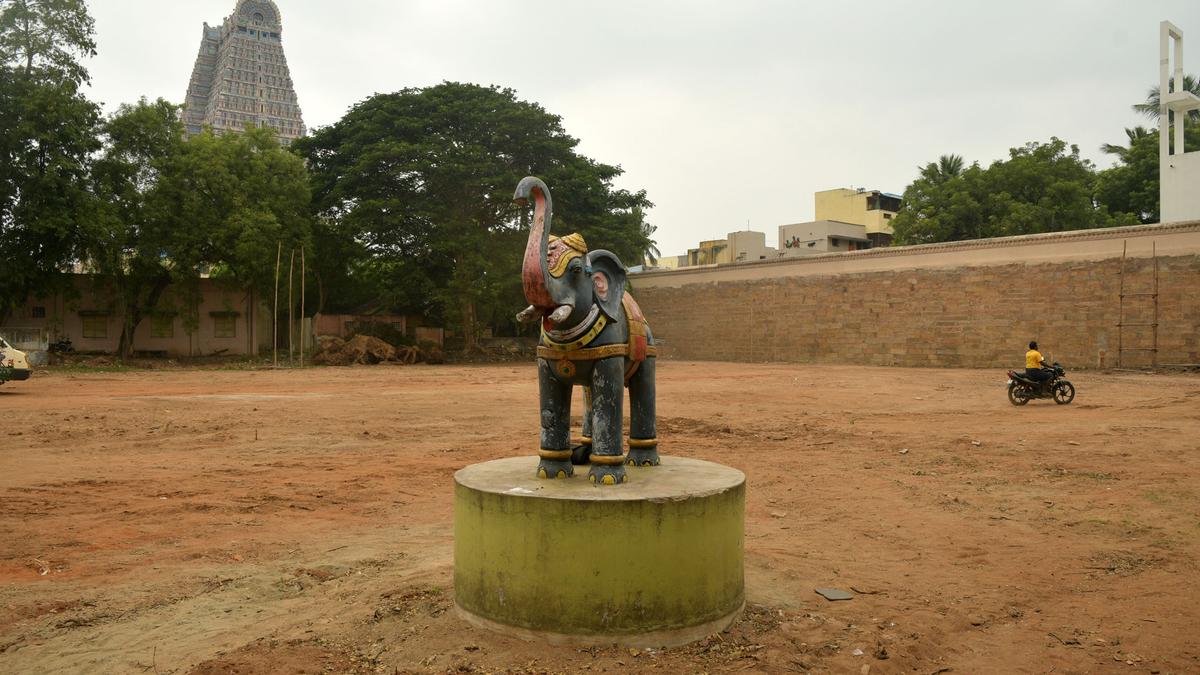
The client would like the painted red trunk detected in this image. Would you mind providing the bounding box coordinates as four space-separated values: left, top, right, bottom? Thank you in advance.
519 179 556 310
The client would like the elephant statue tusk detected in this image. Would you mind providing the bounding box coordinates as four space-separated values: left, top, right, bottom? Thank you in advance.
548 305 573 325
515 305 543 324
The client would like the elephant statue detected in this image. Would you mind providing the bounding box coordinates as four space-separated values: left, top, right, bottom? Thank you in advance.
514 176 657 485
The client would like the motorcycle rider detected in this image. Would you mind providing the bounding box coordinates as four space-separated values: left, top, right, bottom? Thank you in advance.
1025 341 1051 392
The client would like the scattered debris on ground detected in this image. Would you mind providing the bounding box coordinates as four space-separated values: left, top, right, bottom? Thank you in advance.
814 588 855 601
312 335 394 365
311 334 444 366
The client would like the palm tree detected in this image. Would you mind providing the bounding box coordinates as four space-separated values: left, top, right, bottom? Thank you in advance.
1134 74 1200 121
937 154 964 178
1101 126 1153 160
634 207 660 267
919 154 965 184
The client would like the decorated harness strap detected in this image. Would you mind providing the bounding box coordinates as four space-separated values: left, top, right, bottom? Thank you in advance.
536 294 655 383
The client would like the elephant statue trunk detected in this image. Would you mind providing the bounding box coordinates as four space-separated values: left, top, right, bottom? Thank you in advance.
516 177 588 328
518 177 561 316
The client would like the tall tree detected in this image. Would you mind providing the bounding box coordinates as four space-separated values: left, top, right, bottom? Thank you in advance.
0 0 99 322
294 82 653 349
157 126 313 299
892 138 1136 245
87 98 184 357
0 0 96 84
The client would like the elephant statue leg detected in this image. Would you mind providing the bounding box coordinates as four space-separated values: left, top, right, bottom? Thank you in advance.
587 357 627 485
626 358 658 466
572 385 593 465
537 359 574 478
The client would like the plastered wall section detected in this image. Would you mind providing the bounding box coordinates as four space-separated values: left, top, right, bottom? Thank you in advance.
630 222 1200 368
3 276 271 357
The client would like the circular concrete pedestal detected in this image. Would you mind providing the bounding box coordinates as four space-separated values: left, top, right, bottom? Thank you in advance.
453 456 745 647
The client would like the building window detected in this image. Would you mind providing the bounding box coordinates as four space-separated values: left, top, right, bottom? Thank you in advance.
151 316 175 338
832 238 840 247
31 306 46 319
212 313 238 338
81 314 108 339
883 213 893 220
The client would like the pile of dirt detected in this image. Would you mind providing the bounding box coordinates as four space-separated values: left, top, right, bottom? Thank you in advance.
311 335 444 366
312 335 395 366
418 340 445 364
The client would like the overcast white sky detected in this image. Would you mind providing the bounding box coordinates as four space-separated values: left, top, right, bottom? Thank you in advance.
87 0 1199 256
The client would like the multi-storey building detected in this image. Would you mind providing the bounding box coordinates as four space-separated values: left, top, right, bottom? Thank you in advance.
777 220 870 256
683 231 778 267
814 188 902 247
182 0 305 144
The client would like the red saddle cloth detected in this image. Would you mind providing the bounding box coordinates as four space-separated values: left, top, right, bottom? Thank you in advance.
623 294 649 373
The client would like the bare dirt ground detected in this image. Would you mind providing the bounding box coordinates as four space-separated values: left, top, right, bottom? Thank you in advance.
1 362 1198 674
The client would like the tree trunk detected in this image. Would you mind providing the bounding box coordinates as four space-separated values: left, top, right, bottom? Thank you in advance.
22 7 34 77
461 298 477 353
119 314 135 360
453 250 479 352
118 273 172 360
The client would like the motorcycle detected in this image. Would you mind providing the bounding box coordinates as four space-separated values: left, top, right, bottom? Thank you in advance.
1006 362 1075 406
48 337 74 354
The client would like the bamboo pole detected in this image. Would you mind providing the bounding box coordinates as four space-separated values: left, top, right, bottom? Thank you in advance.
300 245 306 368
273 242 281 367
246 286 252 358
288 247 295 367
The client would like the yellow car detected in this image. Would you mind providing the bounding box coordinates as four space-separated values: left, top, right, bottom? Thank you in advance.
0 336 32 384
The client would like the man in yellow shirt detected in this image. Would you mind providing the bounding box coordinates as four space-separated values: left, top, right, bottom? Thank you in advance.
1026 341 1050 389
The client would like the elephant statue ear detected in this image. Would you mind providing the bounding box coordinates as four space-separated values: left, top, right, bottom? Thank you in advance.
586 250 627 320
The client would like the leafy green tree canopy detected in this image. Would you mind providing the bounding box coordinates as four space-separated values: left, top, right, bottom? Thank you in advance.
294 81 653 345
0 0 96 84
0 0 99 321
87 98 184 356
892 138 1136 245
1095 122 1200 224
157 125 313 297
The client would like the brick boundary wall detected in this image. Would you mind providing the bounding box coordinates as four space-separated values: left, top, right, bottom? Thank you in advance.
630 222 1200 369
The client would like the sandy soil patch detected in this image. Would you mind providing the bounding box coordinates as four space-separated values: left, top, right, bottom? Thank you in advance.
1 362 1198 673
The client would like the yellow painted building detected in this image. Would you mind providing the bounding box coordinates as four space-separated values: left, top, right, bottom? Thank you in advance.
687 239 731 266
654 255 688 270
727 230 774 262
814 188 902 247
